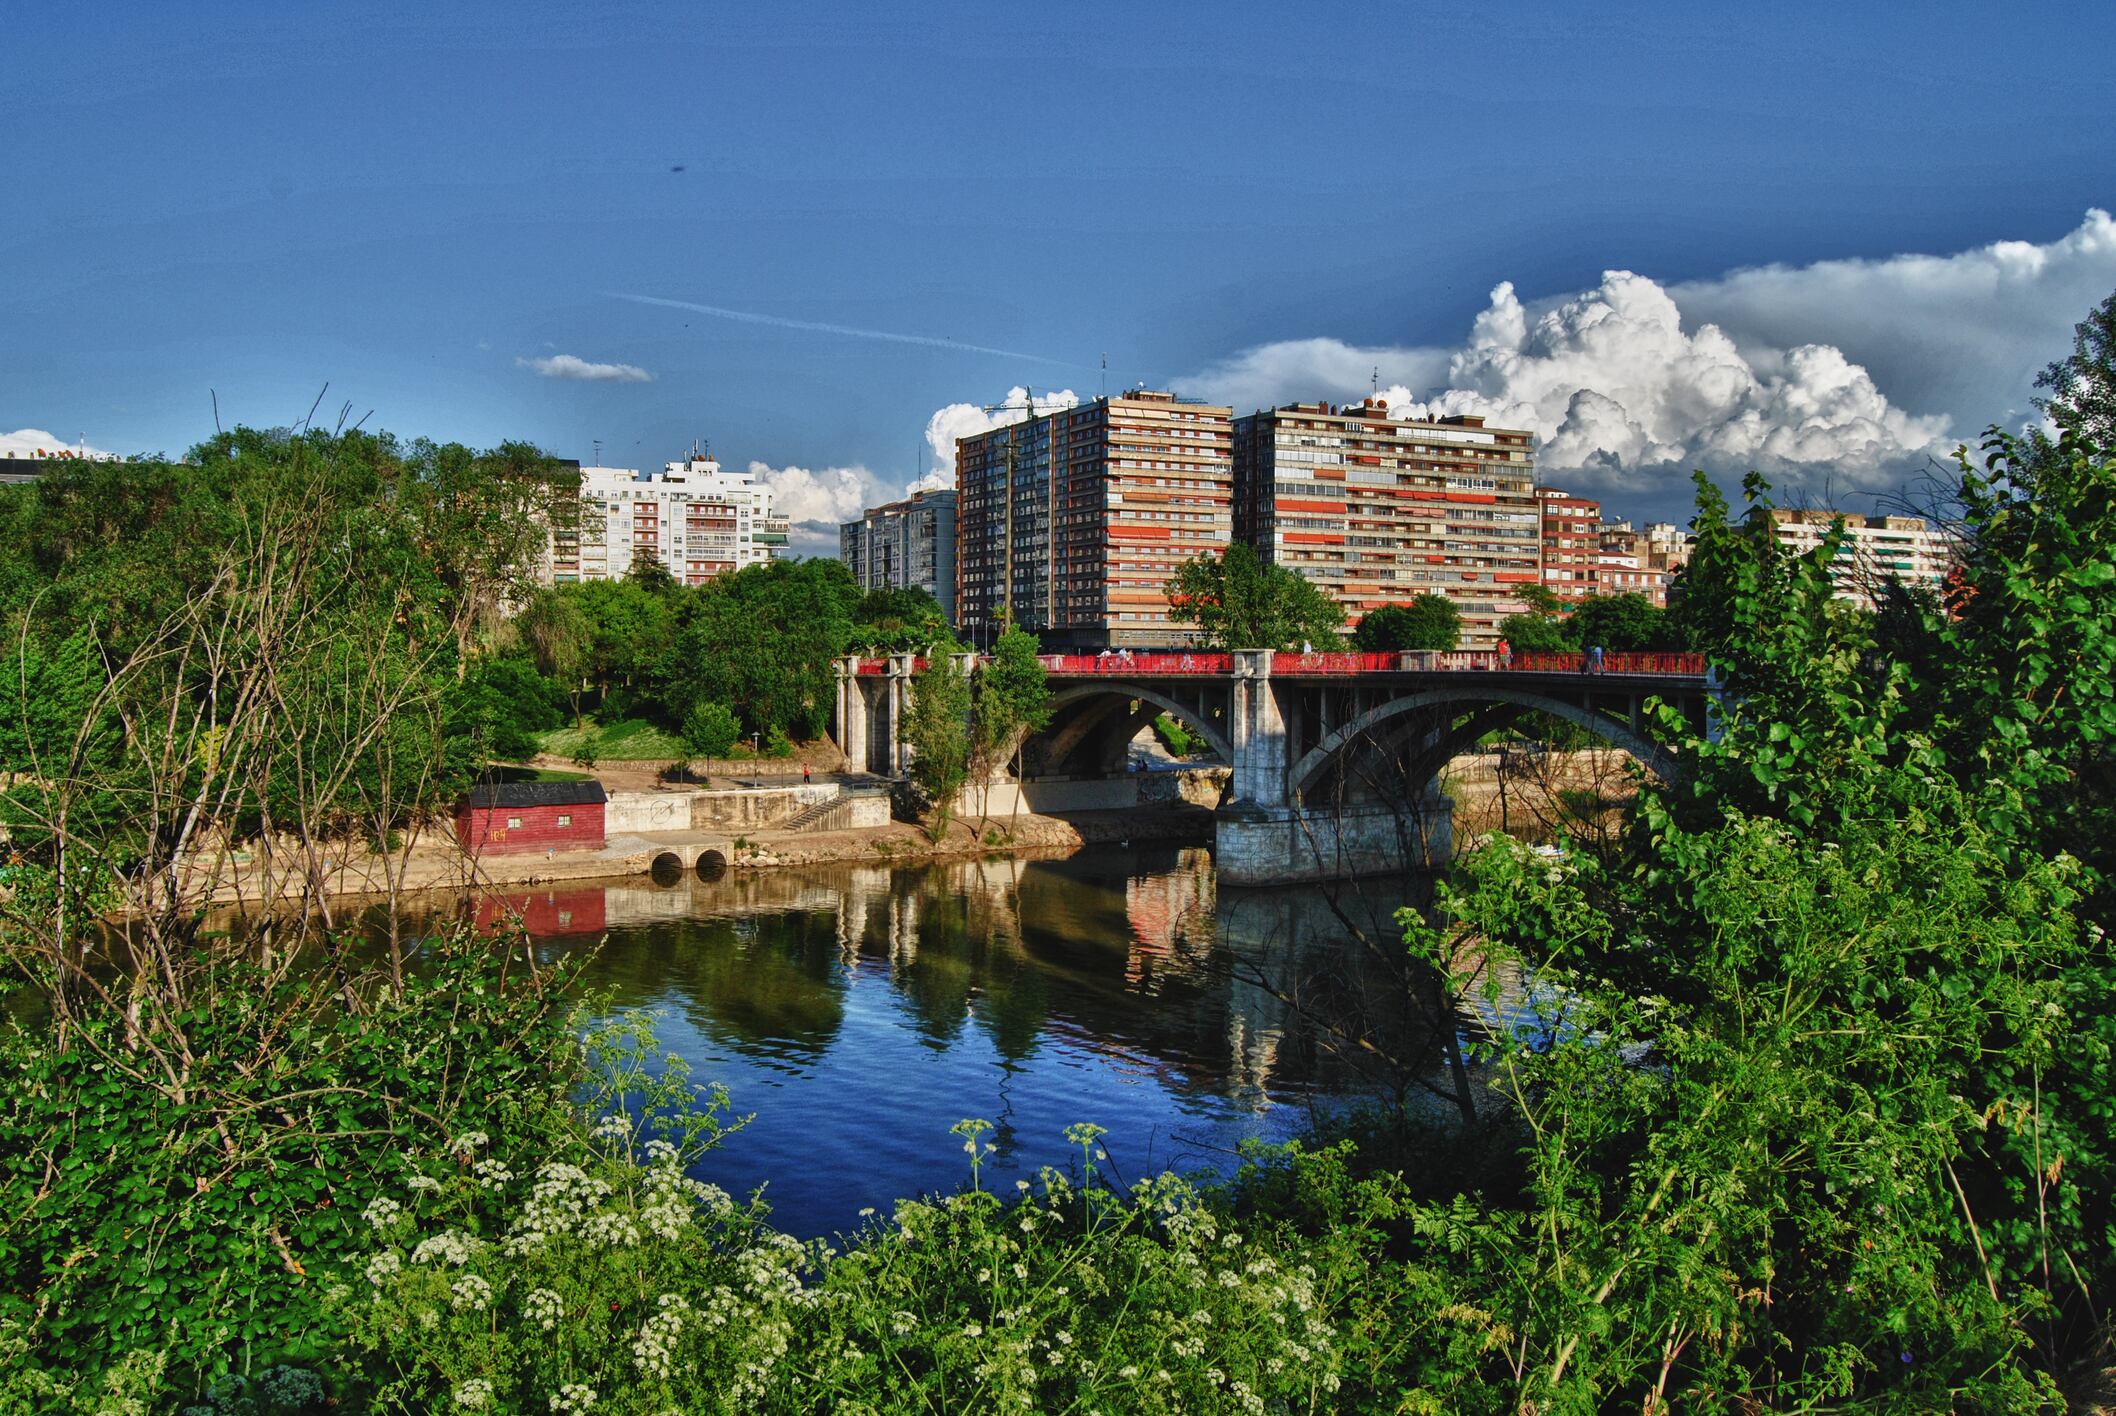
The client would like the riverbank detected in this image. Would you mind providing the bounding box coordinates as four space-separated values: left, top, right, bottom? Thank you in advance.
182 802 1216 907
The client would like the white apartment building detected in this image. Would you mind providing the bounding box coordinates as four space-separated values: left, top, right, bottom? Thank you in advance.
1768 509 1954 610
549 453 790 586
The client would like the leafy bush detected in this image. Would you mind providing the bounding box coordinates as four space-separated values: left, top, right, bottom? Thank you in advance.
0 933 583 1398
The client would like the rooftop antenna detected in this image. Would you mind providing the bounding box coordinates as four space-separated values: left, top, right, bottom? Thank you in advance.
593 438 603 466
1100 352 1107 399
1372 366 1380 395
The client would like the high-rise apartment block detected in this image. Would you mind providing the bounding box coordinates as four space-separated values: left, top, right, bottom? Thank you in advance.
1537 487 1602 603
1768 509 1953 610
1231 399 1539 646
548 453 789 586
955 391 1233 648
840 489 958 621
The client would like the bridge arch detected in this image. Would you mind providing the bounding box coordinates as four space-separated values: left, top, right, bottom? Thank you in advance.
1288 687 1678 800
1034 681 1233 773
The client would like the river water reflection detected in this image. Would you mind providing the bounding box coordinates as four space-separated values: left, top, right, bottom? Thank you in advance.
435 846 1434 1236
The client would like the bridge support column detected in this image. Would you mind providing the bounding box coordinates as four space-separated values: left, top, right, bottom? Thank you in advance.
1226 650 1288 811
834 658 869 773
885 653 917 777
1212 649 1453 884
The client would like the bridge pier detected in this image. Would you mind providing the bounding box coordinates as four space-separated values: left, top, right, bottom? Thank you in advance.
1215 796 1452 886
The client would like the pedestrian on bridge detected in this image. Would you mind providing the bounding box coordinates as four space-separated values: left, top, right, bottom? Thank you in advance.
1497 636 1512 669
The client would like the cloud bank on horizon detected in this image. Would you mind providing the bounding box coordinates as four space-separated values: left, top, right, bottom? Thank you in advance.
1 428 111 460
1171 210 2116 504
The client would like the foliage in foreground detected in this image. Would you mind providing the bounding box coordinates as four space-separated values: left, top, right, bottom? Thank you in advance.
345 1087 1394 1414
0 933 584 1409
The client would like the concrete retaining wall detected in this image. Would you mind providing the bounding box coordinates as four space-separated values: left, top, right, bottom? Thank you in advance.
691 783 842 829
605 791 694 834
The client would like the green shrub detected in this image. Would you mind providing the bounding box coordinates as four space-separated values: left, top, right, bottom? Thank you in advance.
0 933 583 1395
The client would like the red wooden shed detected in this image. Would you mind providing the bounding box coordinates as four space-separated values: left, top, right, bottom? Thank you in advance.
454 779 607 856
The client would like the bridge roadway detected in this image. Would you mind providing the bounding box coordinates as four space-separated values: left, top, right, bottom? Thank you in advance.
836 648 1710 884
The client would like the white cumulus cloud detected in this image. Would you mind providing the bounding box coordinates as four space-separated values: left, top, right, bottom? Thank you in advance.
1180 211 2116 502
517 354 654 383
1 428 115 460
743 460 884 557
919 385 1080 489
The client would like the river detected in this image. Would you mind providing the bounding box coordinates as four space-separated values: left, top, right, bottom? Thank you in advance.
399 845 1439 1237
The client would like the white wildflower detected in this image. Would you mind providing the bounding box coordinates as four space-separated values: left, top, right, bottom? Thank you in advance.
549 1383 598 1413
643 1138 678 1165
363 1250 403 1286
449 1131 490 1153
452 1379 494 1409
591 1113 632 1142
411 1230 481 1266
362 1196 405 1232
406 1175 443 1194
582 1211 641 1249
450 1274 494 1312
525 1287 565 1331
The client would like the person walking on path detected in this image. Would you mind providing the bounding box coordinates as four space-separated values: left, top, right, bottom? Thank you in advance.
802 763 812 784
1589 644 1605 674
1496 636 1512 669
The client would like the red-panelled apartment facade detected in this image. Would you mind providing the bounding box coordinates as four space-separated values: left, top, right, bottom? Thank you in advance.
1538 486 1603 603
454 780 608 856
956 390 1233 649
1232 399 1540 646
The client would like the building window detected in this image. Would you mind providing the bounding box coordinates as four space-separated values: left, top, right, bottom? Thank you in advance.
557 814 573 828
505 816 523 829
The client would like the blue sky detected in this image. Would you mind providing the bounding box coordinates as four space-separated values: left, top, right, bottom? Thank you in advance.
6 1 2114 544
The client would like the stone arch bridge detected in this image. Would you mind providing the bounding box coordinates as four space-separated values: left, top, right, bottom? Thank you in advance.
836 649 1710 884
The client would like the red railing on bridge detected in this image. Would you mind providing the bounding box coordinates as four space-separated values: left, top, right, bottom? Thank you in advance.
859 650 1706 677
1037 651 1234 675
1268 651 1408 675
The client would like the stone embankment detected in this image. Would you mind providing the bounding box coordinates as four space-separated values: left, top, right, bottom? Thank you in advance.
187 774 1216 907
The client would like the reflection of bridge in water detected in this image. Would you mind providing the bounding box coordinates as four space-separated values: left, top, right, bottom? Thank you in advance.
460 849 1437 1112
839 649 1711 883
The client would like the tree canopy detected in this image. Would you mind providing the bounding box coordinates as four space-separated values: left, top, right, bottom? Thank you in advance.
1165 543 1343 650
1352 595 1461 651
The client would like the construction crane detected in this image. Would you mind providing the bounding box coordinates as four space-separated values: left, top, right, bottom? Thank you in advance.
976 390 1058 645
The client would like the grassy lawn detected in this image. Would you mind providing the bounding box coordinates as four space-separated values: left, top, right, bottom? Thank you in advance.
536 718 690 762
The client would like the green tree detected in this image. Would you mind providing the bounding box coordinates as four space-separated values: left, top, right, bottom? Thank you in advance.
1498 610 1569 652
903 654 971 839
2034 284 2116 448
625 555 680 595
1568 591 1663 651
1165 543 1342 651
851 586 955 653
1352 595 1460 651
667 559 860 740
970 627 1051 822
681 700 741 780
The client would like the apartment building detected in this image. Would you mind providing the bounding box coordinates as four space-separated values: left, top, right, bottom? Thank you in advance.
548 452 789 586
1595 520 1672 607
840 489 958 621
1768 508 1954 610
1537 486 1603 603
1231 398 1540 647
955 390 1233 649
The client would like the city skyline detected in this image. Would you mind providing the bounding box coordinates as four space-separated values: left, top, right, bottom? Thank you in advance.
8 3 2116 556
